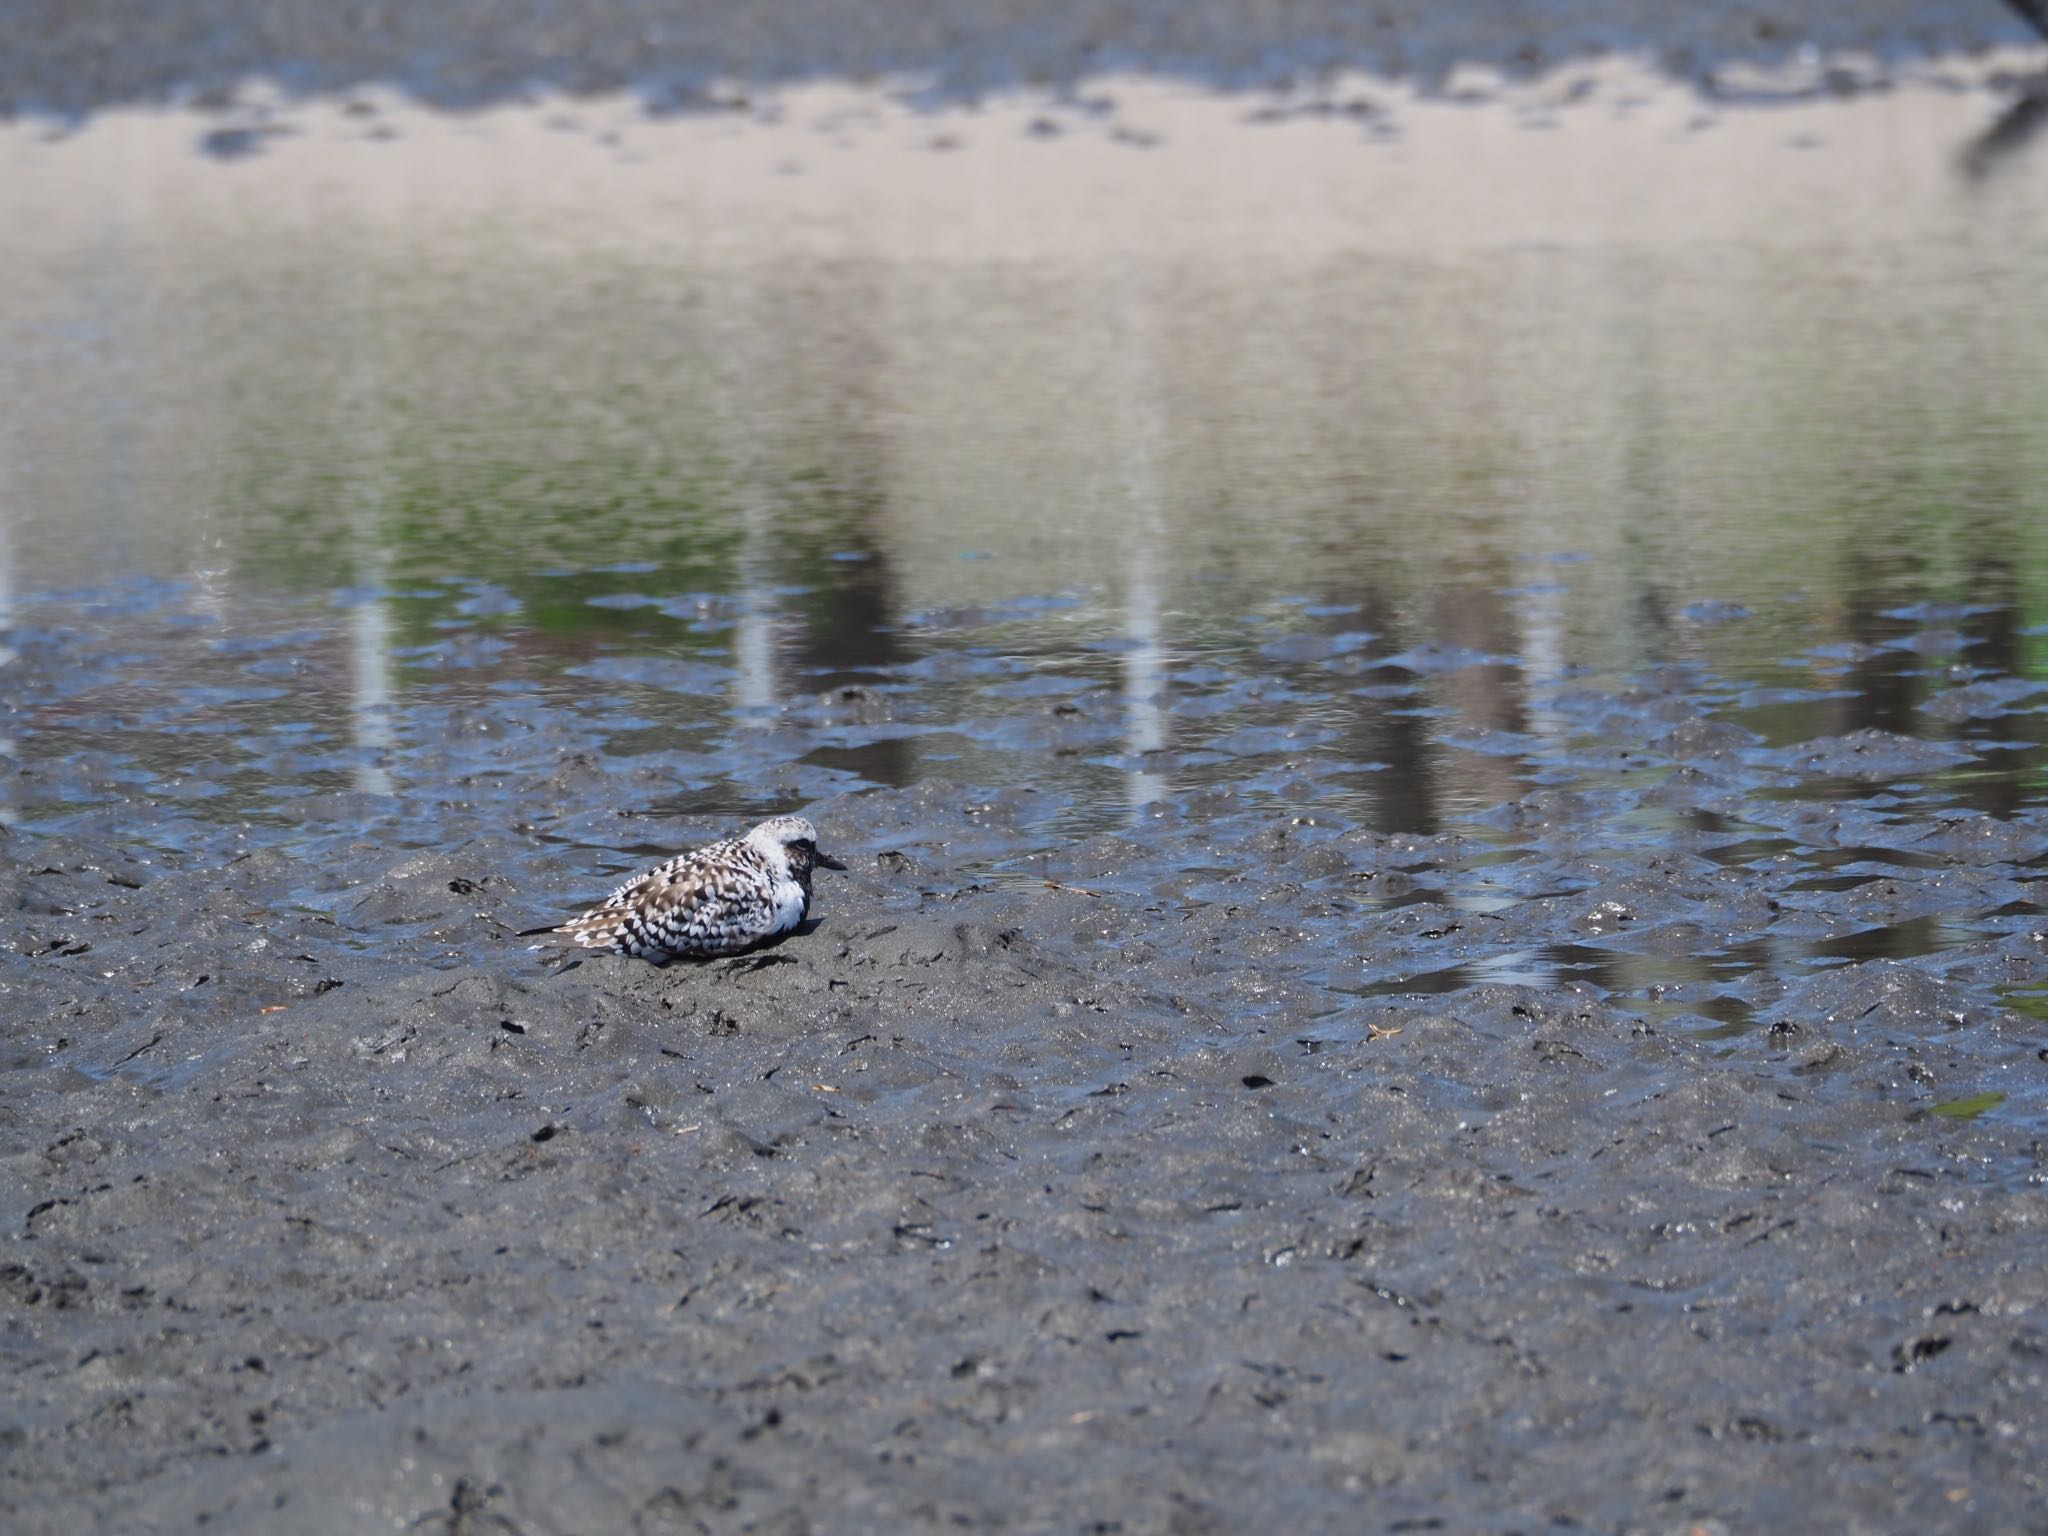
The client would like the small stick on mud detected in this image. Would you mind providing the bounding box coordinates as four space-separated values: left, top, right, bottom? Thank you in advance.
1043 879 1105 897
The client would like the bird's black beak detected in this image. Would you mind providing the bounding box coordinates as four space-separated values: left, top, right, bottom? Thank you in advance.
816 849 848 871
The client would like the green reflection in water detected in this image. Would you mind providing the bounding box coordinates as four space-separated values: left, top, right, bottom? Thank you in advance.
12 180 2048 833
1929 1092 2008 1120
1993 983 2048 1023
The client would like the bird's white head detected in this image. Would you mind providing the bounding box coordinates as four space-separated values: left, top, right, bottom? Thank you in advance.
745 815 847 877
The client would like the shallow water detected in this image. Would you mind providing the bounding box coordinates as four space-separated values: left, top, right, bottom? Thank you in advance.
6 84 2048 1037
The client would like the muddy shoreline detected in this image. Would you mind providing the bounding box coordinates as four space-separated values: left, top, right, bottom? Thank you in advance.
6 760 2045 1532
2 0 2040 119
6 3 2048 1530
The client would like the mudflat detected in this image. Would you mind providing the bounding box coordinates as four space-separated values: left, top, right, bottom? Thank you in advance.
4 3 2048 1532
7 761 2046 1532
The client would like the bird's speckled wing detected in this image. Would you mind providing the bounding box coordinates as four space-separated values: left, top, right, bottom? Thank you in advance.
556 838 777 958
593 838 736 912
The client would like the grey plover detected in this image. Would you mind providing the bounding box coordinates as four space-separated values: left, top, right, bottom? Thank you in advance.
524 814 846 960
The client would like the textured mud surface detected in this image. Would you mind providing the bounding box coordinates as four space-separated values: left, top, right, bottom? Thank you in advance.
7 3 2048 1531
6 747 2047 1532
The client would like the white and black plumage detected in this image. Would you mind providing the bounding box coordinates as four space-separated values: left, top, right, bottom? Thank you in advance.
525 815 846 960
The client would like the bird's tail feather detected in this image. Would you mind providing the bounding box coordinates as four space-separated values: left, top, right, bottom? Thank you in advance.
522 914 630 952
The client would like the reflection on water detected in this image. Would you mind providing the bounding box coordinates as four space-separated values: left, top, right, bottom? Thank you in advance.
5 84 2048 1024
0 456 14 822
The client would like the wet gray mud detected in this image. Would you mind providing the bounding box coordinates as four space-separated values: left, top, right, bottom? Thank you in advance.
6 589 2048 1534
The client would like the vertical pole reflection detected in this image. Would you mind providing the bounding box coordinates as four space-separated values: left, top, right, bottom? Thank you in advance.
1515 568 1569 746
339 266 395 799
348 549 396 798
706 273 779 733
0 460 15 825
731 497 777 726
1110 277 1168 817
1123 511 1167 813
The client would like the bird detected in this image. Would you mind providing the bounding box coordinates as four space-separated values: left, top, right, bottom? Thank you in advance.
522 814 847 960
